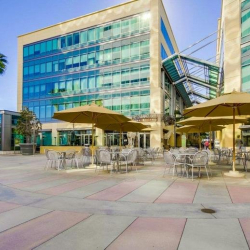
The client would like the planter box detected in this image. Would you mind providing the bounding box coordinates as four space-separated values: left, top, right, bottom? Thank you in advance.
20 143 36 155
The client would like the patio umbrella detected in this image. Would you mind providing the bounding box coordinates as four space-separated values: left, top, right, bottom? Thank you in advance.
178 116 247 150
176 124 225 150
96 121 147 148
183 90 250 177
141 127 155 132
53 103 130 166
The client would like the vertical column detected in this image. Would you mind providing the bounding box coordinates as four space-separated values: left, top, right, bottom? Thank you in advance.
95 128 104 146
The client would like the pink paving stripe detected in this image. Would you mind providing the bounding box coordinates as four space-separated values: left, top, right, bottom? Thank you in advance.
227 186 250 203
0 201 21 214
239 219 250 248
87 179 148 201
107 217 186 250
38 176 105 195
9 175 64 188
0 211 90 250
155 181 198 204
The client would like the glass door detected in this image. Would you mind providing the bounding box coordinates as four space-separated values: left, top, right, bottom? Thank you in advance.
138 133 150 148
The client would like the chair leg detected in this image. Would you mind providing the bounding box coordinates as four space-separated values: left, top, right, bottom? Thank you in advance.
192 166 194 181
205 165 210 180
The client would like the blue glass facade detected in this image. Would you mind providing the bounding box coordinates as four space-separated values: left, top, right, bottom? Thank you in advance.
22 12 150 122
160 18 175 55
161 44 168 60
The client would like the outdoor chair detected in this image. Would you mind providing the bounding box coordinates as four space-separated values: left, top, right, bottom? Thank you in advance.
244 151 250 172
46 150 64 171
119 149 138 173
96 149 116 173
65 150 76 168
186 152 209 181
44 149 54 170
201 150 212 176
213 148 221 163
163 151 186 178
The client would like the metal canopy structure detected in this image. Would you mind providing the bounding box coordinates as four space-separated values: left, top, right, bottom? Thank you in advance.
162 53 221 107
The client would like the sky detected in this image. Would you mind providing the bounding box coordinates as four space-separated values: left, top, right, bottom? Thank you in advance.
0 0 221 111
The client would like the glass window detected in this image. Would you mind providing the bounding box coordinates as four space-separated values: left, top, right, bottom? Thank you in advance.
140 40 149 58
140 12 150 30
140 66 150 84
73 102 80 108
34 44 40 55
121 45 130 62
29 45 34 56
23 47 29 57
23 87 29 99
46 105 52 119
103 72 112 87
96 26 104 41
29 65 34 75
103 99 112 110
34 106 39 118
131 42 140 60
161 18 175 54
73 55 80 67
242 64 250 92
41 63 46 73
47 62 52 72
40 106 45 119
29 86 34 98
96 51 103 65
35 64 40 75
54 82 59 93
40 84 46 96
47 40 52 52
73 33 80 45
104 49 112 64
59 81 66 92
131 96 139 109
112 21 120 38
24 67 29 76
52 39 58 50
41 42 46 53
140 95 150 108
66 80 73 91
65 103 73 109
242 8 250 40
131 67 140 85
112 47 121 63
73 79 80 90
88 28 95 42
34 85 39 98
53 61 59 72
67 35 73 47
96 75 103 88
81 77 88 89
66 57 73 69
59 59 65 70
122 97 130 111
113 71 120 88
131 16 139 33
80 31 87 44
121 19 130 35
61 37 66 48
80 54 87 66
88 52 95 65
88 76 95 89
59 104 65 111
112 98 121 111
161 44 168 60
103 25 112 39
121 69 130 87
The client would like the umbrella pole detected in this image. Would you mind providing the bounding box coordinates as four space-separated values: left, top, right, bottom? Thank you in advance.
120 128 122 151
199 131 201 150
232 108 236 172
209 122 212 151
91 123 94 166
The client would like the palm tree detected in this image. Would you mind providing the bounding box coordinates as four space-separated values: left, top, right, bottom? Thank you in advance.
0 53 7 75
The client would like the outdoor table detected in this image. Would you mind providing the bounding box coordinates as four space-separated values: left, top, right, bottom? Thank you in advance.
109 151 129 173
172 152 197 178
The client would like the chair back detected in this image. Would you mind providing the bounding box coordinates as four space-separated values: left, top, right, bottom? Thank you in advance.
99 150 111 164
163 151 175 165
45 149 53 160
127 150 137 164
192 152 207 166
48 150 59 160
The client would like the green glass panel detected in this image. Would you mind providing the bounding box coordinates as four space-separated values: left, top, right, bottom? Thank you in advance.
242 64 250 92
80 31 87 44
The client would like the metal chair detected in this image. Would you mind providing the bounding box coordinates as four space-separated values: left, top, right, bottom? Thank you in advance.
163 151 186 178
186 152 209 181
119 149 138 173
96 149 115 173
47 150 64 171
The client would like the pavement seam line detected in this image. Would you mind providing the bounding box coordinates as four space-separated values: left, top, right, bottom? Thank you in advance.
177 218 188 250
31 214 93 250
238 218 250 249
201 203 217 219
104 216 138 250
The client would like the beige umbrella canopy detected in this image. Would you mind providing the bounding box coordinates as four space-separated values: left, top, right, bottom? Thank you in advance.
177 124 225 150
141 127 155 132
96 121 147 148
178 116 247 150
53 103 130 165
183 90 250 177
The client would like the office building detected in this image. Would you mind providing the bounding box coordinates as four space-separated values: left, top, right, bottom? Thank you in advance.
18 0 202 148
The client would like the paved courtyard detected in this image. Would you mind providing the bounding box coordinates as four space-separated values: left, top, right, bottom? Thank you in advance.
0 154 250 249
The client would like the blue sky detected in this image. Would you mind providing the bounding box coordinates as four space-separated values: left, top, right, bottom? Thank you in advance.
0 0 221 111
